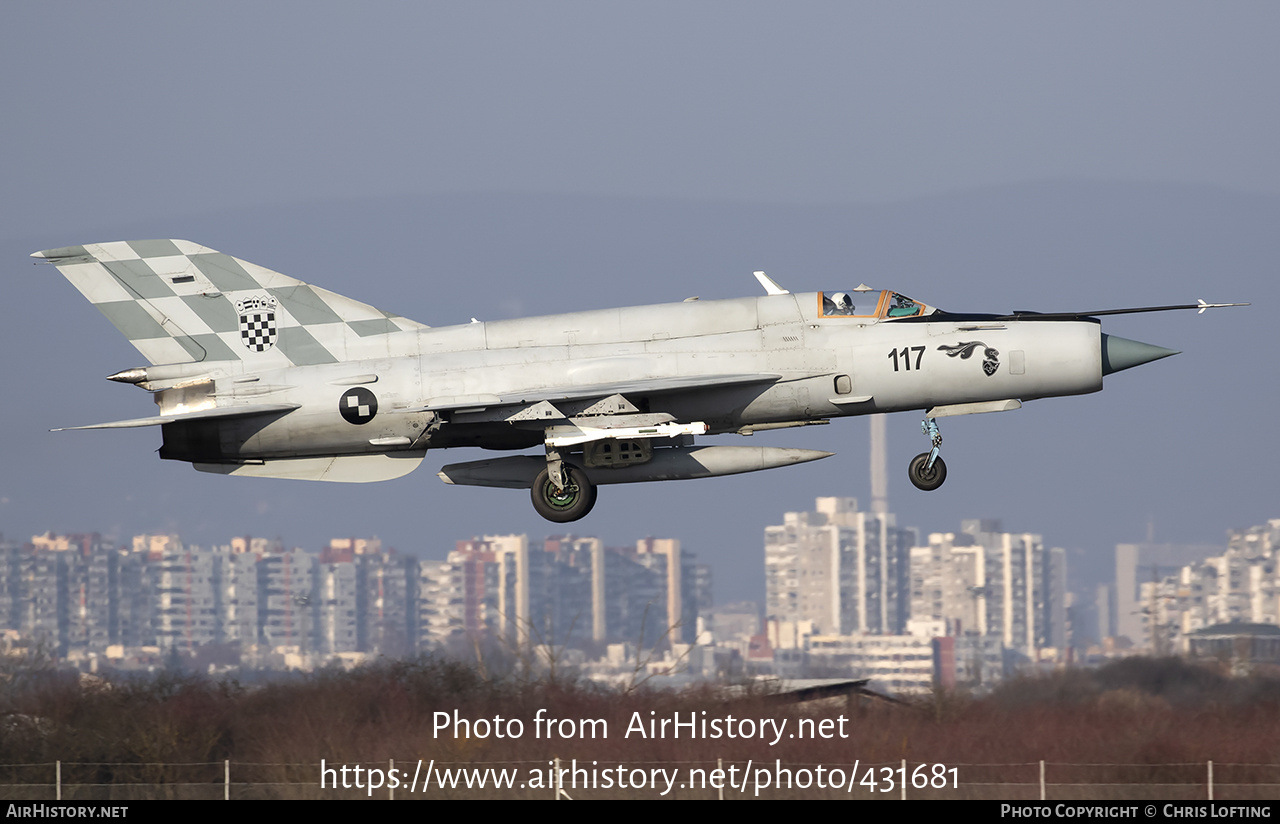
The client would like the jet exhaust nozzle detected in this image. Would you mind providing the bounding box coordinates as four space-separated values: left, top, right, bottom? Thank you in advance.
1101 334 1179 376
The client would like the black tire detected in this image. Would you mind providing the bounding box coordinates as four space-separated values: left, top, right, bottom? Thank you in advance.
531 464 597 522
908 452 947 491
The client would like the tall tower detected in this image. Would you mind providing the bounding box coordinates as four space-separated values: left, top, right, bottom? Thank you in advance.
870 414 888 516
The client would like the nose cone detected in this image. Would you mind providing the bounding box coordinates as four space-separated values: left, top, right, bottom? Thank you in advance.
1101 333 1180 376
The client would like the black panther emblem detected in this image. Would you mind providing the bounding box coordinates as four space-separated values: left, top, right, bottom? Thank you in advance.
938 341 1000 377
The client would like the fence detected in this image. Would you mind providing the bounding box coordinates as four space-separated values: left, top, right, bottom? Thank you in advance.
3 759 1279 800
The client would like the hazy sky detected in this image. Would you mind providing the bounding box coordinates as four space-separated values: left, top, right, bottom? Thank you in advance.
6 3 1280 216
2 3 1277 601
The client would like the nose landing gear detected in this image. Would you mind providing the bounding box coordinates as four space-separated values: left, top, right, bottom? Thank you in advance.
908 417 947 491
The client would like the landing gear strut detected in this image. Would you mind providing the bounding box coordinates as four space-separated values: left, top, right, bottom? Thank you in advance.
531 446 596 522
908 417 947 491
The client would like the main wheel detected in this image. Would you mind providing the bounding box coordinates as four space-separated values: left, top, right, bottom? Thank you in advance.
908 452 947 491
531 464 597 522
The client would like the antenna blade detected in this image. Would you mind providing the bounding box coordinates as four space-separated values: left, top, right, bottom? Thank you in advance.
753 271 789 296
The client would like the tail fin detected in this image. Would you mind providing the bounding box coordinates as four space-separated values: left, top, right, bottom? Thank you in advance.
33 239 427 367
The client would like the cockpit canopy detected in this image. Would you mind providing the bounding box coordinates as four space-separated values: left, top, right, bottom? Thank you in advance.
819 290 933 319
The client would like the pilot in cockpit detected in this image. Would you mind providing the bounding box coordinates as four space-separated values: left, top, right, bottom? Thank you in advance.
823 291 856 316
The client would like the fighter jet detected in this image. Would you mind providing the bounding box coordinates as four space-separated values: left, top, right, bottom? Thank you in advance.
32 240 1245 522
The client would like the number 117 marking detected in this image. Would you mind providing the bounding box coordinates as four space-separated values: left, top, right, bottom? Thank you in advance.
888 346 925 372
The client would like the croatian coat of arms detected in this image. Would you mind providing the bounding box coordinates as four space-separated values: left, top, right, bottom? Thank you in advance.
236 295 279 352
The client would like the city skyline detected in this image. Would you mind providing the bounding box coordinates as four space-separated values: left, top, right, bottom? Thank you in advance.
5 504 1276 700
6 504 1269 651
6 485 1266 596
3 502 1250 611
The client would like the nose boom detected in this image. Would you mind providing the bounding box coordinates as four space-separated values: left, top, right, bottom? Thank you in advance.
1101 333 1180 376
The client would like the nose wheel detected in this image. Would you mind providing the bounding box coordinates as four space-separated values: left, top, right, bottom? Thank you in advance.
908 417 948 491
908 452 947 490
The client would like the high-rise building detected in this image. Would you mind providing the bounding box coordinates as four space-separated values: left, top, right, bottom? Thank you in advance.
418 559 466 649
911 520 1067 658
910 532 986 637
450 538 502 639
0 536 20 634
39 534 117 654
440 534 696 651
314 557 359 654
155 540 221 652
1134 520 1280 653
537 536 598 647
13 535 70 654
635 537 696 645
596 542 671 647
7 533 124 656
358 548 416 656
765 497 913 637
116 550 156 648
219 548 261 647
258 548 314 651
1115 541 1222 644
968 520 1067 656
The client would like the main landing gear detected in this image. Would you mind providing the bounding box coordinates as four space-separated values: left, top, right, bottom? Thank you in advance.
531 447 597 522
908 417 947 491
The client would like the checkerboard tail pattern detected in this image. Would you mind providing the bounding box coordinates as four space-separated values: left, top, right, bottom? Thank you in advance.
33 240 429 367
241 311 277 352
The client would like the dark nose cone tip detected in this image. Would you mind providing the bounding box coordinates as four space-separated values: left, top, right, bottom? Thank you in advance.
1101 333 1180 376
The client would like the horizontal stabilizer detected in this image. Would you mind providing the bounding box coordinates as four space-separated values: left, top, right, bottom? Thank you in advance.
53 403 299 431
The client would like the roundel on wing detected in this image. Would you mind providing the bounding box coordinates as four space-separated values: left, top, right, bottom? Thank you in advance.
339 387 378 425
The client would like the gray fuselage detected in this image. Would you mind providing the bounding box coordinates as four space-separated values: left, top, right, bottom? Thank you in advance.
157 291 1104 464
